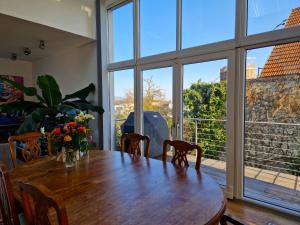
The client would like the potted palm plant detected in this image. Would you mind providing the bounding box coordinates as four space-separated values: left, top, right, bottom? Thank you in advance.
0 74 103 136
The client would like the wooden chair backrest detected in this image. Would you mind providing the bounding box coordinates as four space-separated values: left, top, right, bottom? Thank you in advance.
19 181 69 225
162 140 202 170
0 164 20 225
8 132 52 168
120 133 150 158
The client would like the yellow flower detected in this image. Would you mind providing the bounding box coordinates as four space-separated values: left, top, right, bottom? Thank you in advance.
64 135 72 142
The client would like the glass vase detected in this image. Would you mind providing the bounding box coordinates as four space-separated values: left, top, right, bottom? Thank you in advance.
65 148 77 168
79 139 89 159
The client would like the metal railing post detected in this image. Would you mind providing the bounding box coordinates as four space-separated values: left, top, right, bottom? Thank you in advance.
195 120 198 145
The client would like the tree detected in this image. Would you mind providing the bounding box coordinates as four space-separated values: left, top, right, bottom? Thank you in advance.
114 77 171 149
115 77 171 120
114 90 134 120
143 78 171 118
183 80 227 159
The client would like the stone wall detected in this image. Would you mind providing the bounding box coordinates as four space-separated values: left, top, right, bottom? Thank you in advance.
245 75 300 175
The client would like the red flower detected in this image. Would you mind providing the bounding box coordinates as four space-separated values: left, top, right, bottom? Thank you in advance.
78 126 87 133
72 128 76 133
52 128 61 135
64 126 70 133
67 122 77 127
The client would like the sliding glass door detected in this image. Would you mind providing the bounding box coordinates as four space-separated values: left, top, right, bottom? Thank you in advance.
181 59 229 188
243 43 300 212
110 69 134 151
141 66 174 158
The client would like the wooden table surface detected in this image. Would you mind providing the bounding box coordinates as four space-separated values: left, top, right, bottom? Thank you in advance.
9 150 226 225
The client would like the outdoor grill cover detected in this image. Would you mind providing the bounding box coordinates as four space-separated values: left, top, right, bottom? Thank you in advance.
121 111 169 158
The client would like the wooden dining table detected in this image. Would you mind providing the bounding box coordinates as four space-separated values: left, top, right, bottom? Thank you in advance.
9 150 226 225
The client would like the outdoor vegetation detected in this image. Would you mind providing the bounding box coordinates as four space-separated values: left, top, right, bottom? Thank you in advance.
183 80 227 159
114 77 227 160
114 77 172 149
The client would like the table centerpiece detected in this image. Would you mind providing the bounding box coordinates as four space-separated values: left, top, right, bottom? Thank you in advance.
51 112 94 167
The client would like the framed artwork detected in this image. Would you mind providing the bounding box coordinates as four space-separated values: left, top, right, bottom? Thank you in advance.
0 75 24 142
0 75 24 104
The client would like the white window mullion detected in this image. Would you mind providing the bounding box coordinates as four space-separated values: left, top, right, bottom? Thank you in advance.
134 66 143 135
107 9 114 63
109 72 115 150
235 0 247 44
133 0 140 62
176 0 182 52
235 48 246 199
173 62 182 140
133 0 143 136
234 0 247 200
226 50 236 199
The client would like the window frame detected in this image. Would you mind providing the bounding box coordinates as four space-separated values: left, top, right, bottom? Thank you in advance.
102 0 300 217
107 0 134 63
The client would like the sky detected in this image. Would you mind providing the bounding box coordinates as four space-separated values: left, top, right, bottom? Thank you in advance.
112 0 300 100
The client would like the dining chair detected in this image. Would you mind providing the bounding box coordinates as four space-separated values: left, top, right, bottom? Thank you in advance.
120 133 150 158
220 214 245 225
18 181 69 225
162 140 202 170
0 163 20 225
8 132 52 168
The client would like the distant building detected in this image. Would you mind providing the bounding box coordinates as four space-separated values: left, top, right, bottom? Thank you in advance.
220 63 256 81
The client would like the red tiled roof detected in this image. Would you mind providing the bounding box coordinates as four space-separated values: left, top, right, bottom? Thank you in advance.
260 7 300 78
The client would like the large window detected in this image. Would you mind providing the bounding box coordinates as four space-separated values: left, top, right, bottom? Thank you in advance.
142 67 173 158
247 0 300 35
140 0 176 56
109 2 133 62
106 0 300 215
244 44 300 212
183 60 228 187
111 69 134 150
182 0 235 49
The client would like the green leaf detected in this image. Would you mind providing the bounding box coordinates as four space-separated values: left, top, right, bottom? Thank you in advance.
37 75 62 109
17 108 48 133
0 75 37 96
63 83 95 101
64 100 104 114
0 101 43 114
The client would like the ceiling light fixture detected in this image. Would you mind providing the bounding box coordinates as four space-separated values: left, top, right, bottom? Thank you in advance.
24 48 31 56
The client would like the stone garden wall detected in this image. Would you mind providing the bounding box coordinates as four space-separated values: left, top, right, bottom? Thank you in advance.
244 75 300 175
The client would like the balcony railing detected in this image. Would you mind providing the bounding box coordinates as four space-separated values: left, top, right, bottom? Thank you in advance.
183 118 227 162
184 118 300 176
183 118 300 212
244 121 300 176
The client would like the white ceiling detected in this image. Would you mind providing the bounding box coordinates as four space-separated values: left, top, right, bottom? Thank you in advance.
0 13 95 62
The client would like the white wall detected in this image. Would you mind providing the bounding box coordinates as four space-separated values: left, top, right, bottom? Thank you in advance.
32 42 102 147
0 58 33 101
33 42 97 97
0 0 96 39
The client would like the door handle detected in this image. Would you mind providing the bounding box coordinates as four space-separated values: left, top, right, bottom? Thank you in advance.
171 122 180 139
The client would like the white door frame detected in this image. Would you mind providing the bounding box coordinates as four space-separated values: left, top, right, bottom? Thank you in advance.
176 50 236 199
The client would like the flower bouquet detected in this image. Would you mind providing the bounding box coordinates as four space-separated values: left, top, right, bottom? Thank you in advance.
75 112 95 152
51 120 89 167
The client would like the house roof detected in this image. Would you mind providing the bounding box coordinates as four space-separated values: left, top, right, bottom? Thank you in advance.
260 7 300 78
